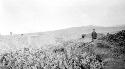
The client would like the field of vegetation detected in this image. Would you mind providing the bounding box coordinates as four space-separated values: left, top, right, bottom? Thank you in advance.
0 30 125 69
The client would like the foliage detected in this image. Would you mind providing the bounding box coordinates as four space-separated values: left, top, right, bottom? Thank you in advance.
1 30 125 69
0 40 104 69
98 30 125 54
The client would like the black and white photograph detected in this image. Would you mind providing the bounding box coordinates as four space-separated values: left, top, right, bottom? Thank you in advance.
0 0 125 69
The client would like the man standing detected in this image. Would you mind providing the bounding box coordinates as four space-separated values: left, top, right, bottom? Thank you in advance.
92 29 97 42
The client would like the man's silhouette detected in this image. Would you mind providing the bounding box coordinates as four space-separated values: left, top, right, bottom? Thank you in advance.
91 29 97 42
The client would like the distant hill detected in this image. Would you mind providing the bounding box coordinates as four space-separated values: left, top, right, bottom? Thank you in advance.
0 25 125 50
34 25 125 40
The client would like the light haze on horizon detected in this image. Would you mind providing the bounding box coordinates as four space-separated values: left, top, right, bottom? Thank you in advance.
0 0 125 35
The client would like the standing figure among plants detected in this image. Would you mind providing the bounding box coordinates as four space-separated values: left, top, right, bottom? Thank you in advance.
91 29 97 42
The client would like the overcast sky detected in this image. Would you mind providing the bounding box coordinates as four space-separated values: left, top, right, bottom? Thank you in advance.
0 0 125 35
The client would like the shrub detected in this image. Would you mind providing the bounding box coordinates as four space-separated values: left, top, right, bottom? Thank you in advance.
98 30 125 55
0 40 105 69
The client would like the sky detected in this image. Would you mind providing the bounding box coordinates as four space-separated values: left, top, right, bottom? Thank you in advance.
0 0 125 35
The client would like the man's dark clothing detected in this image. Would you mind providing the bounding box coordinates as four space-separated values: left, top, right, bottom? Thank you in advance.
92 31 97 39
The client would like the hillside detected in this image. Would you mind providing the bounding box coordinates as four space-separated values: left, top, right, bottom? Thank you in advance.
0 30 125 69
0 25 125 50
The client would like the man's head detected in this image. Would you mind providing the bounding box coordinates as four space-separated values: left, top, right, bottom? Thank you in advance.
93 29 95 31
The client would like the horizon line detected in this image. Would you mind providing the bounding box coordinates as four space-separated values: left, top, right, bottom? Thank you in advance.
1 24 125 36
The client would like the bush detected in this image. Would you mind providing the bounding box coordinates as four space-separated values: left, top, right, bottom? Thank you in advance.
96 41 111 49
98 30 125 54
0 40 104 69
